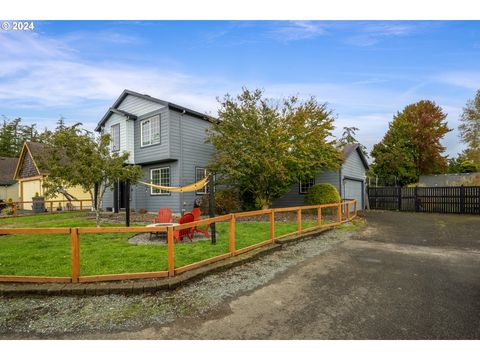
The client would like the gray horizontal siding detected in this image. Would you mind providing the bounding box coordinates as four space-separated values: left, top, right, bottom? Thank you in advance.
341 149 367 209
316 170 341 193
272 169 341 208
342 149 367 180
132 161 181 213
117 94 164 116
170 111 215 212
101 187 114 210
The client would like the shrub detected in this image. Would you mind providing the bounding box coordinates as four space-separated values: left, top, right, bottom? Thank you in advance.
200 188 243 215
304 183 340 205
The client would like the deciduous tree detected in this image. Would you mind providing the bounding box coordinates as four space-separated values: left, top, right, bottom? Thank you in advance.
206 88 342 209
459 90 480 166
371 100 451 185
39 125 142 227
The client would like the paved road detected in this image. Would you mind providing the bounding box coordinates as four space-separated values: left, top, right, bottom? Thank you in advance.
112 211 480 339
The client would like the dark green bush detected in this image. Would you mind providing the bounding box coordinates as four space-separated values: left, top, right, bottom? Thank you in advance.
304 183 340 205
200 188 243 215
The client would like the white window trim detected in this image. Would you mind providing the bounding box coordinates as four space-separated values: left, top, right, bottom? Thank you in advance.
111 123 120 152
299 178 315 194
150 167 170 196
140 115 161 148
195 167 208 195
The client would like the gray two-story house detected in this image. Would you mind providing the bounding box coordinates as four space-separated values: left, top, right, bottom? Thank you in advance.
96 90 369 213
96 89 215 214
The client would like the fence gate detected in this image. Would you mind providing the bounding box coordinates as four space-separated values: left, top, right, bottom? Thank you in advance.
367 186 480 215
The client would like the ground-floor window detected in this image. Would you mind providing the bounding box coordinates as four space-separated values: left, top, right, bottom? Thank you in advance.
150 167 170 195
195 167 208 194
299 178 315 194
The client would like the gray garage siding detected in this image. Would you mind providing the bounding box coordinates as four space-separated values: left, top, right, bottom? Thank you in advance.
271 169 341 208
340 149 366 208
342 149 366 180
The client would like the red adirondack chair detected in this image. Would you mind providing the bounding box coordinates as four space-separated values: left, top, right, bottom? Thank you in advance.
152 208 173 224
191 208 210 238
173 213 195 243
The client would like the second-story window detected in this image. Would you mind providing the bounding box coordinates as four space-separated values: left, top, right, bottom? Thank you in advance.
141 115 161 147
111 124 120 152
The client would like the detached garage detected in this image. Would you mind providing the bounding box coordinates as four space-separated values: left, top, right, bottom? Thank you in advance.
13 142 91 210
339 144 368 209
272 143 369 209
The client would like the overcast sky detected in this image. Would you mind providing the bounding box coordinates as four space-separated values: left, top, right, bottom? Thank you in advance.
1 20 479 157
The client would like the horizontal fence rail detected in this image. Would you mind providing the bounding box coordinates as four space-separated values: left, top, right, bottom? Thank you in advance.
368 186 480 215
0 200 357 284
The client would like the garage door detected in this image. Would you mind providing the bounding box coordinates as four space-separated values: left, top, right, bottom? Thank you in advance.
21 180 42 210
344 178 364 209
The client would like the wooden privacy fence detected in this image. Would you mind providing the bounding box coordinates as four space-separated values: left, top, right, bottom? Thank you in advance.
0 200 357 284
0 199 93 216
368 186 480 215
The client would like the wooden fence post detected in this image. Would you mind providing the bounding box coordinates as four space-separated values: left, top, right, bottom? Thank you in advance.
229 214 236 254
317 206 322 226
354 200 357 217
346 203 350 220
297 208 302 234
337 203 342 223
71 228 80 283
50 201 53 213
167 227 175 277
270 209 275 242
80 200 83 211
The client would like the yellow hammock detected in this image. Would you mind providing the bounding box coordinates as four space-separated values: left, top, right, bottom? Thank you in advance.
139 176 209 193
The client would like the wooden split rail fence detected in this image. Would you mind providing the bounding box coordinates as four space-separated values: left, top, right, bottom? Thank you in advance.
0 200 357 284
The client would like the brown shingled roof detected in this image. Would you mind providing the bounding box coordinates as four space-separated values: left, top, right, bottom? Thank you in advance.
0 157 19 185
25 141 50 173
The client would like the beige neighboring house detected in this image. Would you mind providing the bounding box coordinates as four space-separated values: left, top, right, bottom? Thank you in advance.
13 142 91 210
0 157 20 202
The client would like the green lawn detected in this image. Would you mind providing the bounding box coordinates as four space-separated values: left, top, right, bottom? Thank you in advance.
0 212 320 277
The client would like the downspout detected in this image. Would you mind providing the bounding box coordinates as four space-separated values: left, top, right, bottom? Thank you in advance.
179 110 185 213
338 168 343 198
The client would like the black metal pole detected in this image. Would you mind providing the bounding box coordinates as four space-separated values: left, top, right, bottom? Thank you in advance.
113 180 119 213
93 182 99 210
125 180 130 227
208 173 216 245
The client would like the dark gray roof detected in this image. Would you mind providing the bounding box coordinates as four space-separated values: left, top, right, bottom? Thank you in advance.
95 89 217 131
0 157 19 185
342 143 369 169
